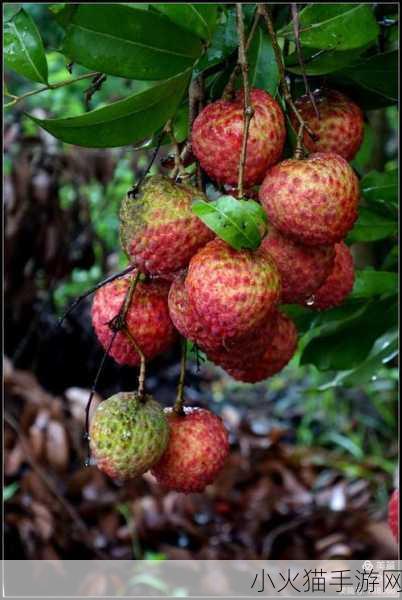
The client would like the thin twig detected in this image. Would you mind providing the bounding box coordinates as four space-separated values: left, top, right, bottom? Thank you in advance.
84 73 107 111
85 271 141 437
291 3 319 118
58 264 136 328
4 71 100 108
223 6 261 100
165 119 183 180
128 129 165 198
258 3 318 151
123 328 146 399
236 3 254 198
174 338 187 416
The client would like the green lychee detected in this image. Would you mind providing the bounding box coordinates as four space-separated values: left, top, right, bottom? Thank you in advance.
89 392 170 480
119 175 213 275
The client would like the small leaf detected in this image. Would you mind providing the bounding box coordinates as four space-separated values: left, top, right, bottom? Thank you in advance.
361 168 398 209
3 482 19 502
192 195 267 250
245 26 279 95
351 270 398 299
280 4 379 51
27 71 190 148
347 207 397 243
61 5 203 80
154 4 218 40
4 9 48 84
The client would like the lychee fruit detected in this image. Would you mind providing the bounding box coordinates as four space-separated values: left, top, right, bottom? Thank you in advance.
388 489 399 541
308 241 355 310
259 152 360 246
291 89 364 161
192 88 286 188
92 273 177 366
151 407 229 493
185 238 281 340
260 228 335 304
90 392 170 480
119 175 213 275
222 311 298 383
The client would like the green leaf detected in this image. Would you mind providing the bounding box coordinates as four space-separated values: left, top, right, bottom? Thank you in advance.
347 207 397 243
300 296 397 370
48 4 77 29
246 26 279 95
350 124 374 174
350 270 398 299
192 195 267 250
27 71 190 148
3 482 19 502
194 8 238 75
153 4 218 40
4 8 48 84
280 4 379 51
330 51 397 108
361 168 398 209
61 5 203 80
286 46 369 76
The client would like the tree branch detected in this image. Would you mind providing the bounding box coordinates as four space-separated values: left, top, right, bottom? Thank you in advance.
174 338 187 416
123 328 147 400
291 3 319 118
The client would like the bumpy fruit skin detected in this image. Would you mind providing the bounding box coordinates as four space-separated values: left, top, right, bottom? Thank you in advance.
151 407 229 493
224 312 298 383
92 274 177 366
90 392 169 480
388 489 399 541
185 238 281 340
120 175 213 275
259 153 360 246
291 89 364 161
309 242 355 310
261 228 335 304
192 88 286 187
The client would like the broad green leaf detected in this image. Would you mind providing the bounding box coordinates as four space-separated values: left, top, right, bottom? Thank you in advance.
195 8 238 74
154 4 218 40
27 71 190 148
347 207 397 242
330 51 397 108
300 296 397 370
62 5 203 80
280 4 379 51
4 9 48 84
320 329 398 388
245 26 279 95
192 196 267 250
350 270 398 299
48 4 77 28
286 46 370 76
361 169 398 209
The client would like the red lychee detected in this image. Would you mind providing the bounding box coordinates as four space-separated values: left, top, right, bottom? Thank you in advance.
185 238 281 340
308 241 355 310
222 312 298 383
119 175 213 275
151 407 229 493
388 489 399 541
192 88 286 188
260 228 335 304
291 89 364 161
92 273 177 366
259 152 360 246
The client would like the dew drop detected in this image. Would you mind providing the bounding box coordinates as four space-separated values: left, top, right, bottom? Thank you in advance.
84 457 91 468
83 432 91 441
305 295 315 306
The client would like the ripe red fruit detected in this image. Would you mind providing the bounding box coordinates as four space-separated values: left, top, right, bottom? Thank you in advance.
223 312 298 383
119 175 213 275
261 228 335 304
151 407 229 493
259 153 360 246
192 88 286 187
185 238 281 340
388 489 399 541
308 242 355 310
92 274 177 366
291 89 364 161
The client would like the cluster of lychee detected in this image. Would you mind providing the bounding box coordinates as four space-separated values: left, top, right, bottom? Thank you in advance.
89 87 363 490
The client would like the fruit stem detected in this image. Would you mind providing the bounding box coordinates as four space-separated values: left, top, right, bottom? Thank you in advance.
123 328 147 400
236 3 254 199
258 4 319 152
222 6 261 101
127 130 164 198
165 119 184 180
174 338 187 416
290 3 320 119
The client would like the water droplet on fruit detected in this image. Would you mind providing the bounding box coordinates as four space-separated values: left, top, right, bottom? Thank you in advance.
306 295 315 306
371 375 378 381
84 457 91 468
